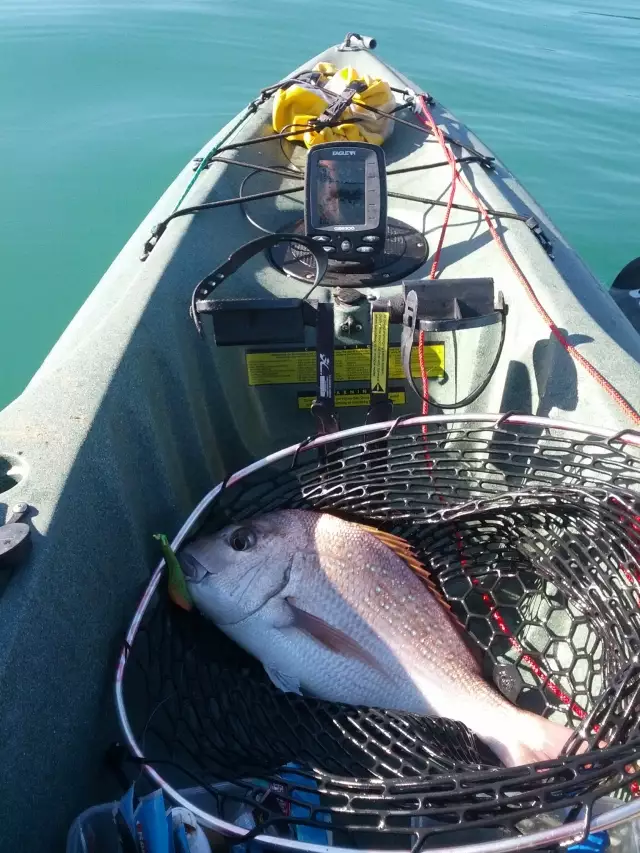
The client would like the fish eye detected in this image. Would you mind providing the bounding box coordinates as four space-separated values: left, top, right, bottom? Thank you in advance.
229 527 257 552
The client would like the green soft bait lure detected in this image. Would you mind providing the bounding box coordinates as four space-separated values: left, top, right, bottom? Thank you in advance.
154 533 193 611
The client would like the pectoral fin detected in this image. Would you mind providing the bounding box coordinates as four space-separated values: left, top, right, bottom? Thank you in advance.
264 665 302 695
285 597 385 672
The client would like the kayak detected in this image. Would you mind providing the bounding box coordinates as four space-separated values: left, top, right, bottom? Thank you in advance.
2 33 640 852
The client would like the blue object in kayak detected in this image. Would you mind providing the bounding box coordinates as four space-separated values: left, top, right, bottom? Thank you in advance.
281 764 330 846
117 785 137 837
566 831 610 853
230 766 330 853
134 789 170 853
174 823 190 853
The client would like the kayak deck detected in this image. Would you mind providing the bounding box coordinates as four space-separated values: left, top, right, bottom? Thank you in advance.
1 35 640 851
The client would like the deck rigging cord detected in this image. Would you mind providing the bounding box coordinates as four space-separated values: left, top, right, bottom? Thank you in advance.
411 94 640 426
403 100 508 412
140 79 522 259
148 70 640 427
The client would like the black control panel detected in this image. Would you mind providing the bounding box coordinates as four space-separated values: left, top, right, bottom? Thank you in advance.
304 141 387 262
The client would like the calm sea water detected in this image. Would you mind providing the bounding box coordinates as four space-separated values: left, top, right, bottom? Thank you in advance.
1 0 639 409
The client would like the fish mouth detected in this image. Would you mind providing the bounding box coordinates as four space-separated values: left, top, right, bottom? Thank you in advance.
178 551 210 585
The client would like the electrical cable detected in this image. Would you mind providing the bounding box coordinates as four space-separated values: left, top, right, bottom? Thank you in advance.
409 314 508 410
238 169 303 235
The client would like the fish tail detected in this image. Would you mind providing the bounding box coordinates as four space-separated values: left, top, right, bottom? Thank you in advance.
487 711 572 768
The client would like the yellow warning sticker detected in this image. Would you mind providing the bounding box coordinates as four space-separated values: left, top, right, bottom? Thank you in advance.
390 345 445 381
370 311 390 395
246 350 316 386
336 349 370 382
298 389 407 410
246 345 444 386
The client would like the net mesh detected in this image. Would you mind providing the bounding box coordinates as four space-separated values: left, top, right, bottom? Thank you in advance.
121 419 640 850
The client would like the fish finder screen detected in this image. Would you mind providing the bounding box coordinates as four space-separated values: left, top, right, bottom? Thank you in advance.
316 158 366 227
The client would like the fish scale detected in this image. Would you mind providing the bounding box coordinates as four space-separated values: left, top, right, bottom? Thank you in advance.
179 509 573 768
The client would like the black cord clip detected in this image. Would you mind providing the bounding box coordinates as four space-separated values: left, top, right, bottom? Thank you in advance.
311 399 340 438
104 742 136 794
311 303 340 442
526 217 554 259
311 80 368 129
400 289 420 403
140 222 167 262
416 91 436 107
191 156 211 173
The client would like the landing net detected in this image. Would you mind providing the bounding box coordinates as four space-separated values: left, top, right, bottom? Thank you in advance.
116 415 640 852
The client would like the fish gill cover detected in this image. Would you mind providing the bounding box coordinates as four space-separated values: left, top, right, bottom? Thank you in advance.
120 417 640 850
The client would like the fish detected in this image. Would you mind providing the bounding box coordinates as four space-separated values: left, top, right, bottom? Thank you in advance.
177 509 572 767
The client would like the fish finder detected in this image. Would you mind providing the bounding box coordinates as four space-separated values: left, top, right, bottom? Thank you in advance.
305 141 387 262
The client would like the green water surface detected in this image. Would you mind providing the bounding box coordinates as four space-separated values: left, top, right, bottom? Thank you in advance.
1 0 639 409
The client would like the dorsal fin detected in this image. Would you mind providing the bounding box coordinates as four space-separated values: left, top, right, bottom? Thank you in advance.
355 523 453 611
355 523 482 665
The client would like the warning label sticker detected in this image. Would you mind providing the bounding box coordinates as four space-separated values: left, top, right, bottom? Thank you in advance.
370 311 390 395
298 389 407 410
390 345 445 381
246 345 444 387
246 350 316 386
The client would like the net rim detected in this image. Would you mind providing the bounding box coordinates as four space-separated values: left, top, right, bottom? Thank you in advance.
114 413 640 852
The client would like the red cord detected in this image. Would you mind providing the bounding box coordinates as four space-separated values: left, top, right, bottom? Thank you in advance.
418 329 431 450
421 108 459 280
416 95 640 426
477 582 588 720
417 106 458 444
414 96 596 724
